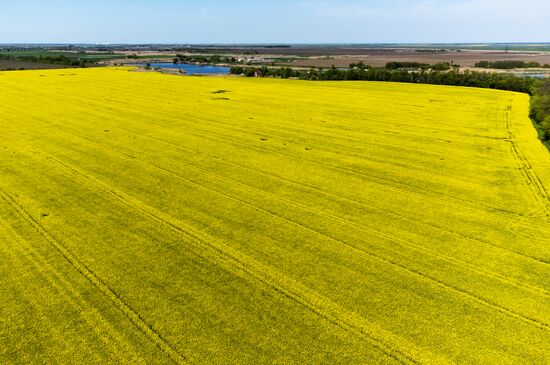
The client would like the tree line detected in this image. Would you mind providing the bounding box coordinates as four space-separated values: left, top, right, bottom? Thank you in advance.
0 54 91 67
475 60 550 69
530 78 550 139
173 54 238 65
385 61 454 70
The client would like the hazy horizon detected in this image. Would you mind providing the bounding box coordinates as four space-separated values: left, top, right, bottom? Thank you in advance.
1 0 549 44
2 42 550 46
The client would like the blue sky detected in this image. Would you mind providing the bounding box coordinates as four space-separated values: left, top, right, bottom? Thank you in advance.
1 0 549 44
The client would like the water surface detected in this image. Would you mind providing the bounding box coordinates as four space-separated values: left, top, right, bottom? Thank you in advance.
141 63 230 75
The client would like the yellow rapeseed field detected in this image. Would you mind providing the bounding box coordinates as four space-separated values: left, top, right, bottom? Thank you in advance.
1 67 549 364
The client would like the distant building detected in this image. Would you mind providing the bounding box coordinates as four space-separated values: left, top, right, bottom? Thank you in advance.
237 57 274 64
249 58 274 64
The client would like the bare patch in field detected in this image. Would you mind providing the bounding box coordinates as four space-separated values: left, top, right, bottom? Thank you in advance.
0 60 69 70
283 50 550 68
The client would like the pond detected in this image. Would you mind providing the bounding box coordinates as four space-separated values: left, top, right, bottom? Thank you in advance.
138 63 230 75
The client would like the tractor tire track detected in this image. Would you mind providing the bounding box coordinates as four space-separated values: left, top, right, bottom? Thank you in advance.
0 224 102 364
39 123 550 300
187 127 550 264
0 188 189 365
16 144 454 365
0 218 149 364
505 99 550 216
22 143 550 336
111 121 550 237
